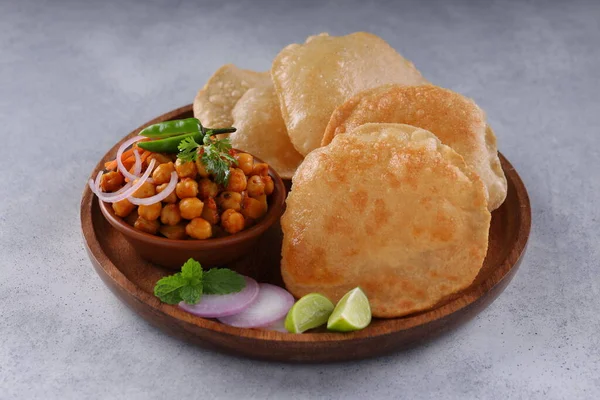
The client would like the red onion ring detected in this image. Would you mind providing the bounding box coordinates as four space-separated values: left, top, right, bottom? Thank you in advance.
178 277 259 318
218 284 295 328
117 136 145 182
129 171 177 206
88 159 156 203
89 171 133 198
261 317 288 333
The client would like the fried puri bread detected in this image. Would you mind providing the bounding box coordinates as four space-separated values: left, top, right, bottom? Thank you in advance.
271 32 428 156
230 85 304 180
193 64 270 128
321 84 507 210
281 123 491 318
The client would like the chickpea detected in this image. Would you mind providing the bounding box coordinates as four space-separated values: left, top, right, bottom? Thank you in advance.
195 158 210 178
262 175 274 195
241 196 267 219
198 178 219 199
256 194 269 212
186 218 212 239
132 180 156 199
235 152 254 175
175 158 197 179
160 203 181 226
100 171 124 192
147 153 173 165
159 223 187 240
246 175 265 198
179 197 204 220
226 168 247 192
221 209 245 234
176 178 198 199
200 197 220 225
123 208 139 226
217 191 242 211
134 217 160 235
156 183 177 204
251 163 269 177
152 162 175 185
112 198 135 217
138 202 162 221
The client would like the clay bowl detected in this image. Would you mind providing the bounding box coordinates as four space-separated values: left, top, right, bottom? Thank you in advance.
99 152 286 270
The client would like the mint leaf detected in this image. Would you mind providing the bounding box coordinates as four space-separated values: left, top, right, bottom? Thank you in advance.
180 285 203 305
154 259 205 305
181 258 202 282
154 273 187 304
203 269 246 295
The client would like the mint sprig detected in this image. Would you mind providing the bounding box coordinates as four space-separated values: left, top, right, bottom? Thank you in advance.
203 269 246 295
153 258 245 305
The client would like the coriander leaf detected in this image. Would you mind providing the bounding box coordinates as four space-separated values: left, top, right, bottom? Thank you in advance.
180 285 203 305
203 268 246 295
177 136 201 163
154 273 187 304
181 258 202 282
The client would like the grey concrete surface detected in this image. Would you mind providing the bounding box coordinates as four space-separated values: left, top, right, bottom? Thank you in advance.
1 0 599 399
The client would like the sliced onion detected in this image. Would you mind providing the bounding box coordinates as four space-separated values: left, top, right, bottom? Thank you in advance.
89 170 133 199
117 136 146 182
94 170 103 190
132 148 142 177
260 317 288 333
88 159 156 203
218 284 295 328
129 171 177 206
178 277 259 318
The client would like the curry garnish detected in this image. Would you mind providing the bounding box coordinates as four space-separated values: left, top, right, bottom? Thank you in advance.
177 131 238 186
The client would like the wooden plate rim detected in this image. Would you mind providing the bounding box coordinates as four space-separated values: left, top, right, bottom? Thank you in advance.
80 104 531 344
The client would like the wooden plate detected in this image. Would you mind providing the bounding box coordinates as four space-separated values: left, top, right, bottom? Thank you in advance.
81 105 531 362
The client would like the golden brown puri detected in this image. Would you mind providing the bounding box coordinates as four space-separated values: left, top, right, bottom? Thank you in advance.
281 123 491 318
193 64 270 128
230 85 304 180
271 32 428 157
321 84 507 211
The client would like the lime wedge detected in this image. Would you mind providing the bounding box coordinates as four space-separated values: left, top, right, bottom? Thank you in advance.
285 293 335 333
327 287 371 332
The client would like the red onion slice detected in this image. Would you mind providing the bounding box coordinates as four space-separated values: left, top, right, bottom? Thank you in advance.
88 159 156 203
178 277 259 318
261 317 288 333
117 136 145 182
218 284 295 328
132 148 142 177
89 171 133 198
129 171 177 206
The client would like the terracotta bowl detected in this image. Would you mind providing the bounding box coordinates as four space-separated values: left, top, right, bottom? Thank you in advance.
99 153 286 270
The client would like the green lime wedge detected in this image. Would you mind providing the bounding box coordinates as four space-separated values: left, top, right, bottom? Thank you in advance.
327 287 371 332
285 293 335 333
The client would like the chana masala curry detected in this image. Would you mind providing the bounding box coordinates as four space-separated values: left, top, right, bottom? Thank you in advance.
93 121 275 240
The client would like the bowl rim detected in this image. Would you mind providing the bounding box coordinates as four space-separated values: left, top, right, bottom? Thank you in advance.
98 149 286 249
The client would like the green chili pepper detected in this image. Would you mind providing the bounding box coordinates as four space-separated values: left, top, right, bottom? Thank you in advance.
139 118 237 139
138 132 204 153
139 118 202 139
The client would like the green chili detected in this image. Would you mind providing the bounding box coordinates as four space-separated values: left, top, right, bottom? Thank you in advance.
138 132 204 153
139 118 237 139
137 116 238 153
139 118 202 139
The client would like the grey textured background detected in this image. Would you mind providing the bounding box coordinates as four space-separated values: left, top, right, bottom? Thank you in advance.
1 0 599 399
